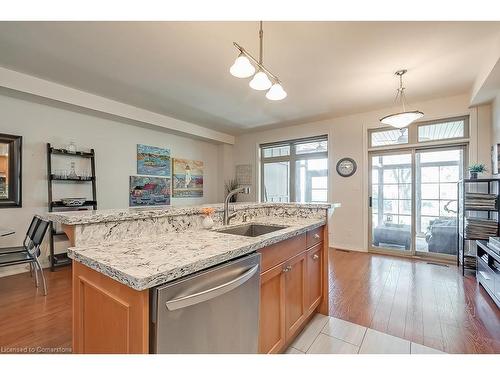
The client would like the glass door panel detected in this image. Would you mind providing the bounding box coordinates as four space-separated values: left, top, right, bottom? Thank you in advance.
370 152 413 253
415 147 464 256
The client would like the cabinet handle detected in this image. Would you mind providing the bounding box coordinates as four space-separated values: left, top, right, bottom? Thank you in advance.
312 254 319 261
282 265 292 273
313 233 320 239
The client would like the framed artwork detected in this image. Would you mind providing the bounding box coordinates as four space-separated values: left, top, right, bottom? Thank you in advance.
129 176 171 206
137 144 170 176
0 133 22 208
236 164 252 186
172 158 203 198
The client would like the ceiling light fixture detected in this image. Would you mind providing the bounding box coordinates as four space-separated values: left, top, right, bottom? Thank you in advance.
230 21 287 101
380 69 423 128
229 53 255 78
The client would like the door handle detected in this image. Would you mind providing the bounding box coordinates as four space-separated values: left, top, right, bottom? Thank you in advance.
369 196 372 208
165 264 259 311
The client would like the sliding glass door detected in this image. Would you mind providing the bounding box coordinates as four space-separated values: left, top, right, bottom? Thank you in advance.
369 151 413 254
415 147 464 257
369 146 465 259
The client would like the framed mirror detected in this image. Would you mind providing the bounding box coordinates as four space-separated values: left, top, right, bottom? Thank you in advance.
0 133 22 208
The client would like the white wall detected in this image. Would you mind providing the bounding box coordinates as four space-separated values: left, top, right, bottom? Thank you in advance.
491 93 500 170
234 94 491 252
0 90 227 276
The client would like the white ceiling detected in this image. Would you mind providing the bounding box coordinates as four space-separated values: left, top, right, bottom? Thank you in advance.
0 21 499 135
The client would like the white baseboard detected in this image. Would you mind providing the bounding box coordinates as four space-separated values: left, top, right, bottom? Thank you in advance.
330 244 368 252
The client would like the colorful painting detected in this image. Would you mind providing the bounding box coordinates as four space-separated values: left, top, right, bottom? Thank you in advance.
129 176 171 206
137 144 170 176
173 158 203 198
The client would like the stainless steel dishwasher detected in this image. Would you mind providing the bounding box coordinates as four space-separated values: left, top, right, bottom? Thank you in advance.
151 252 261 353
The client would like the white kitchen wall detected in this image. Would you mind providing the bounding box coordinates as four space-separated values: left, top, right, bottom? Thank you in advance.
0 89 227 276
233 94 491 252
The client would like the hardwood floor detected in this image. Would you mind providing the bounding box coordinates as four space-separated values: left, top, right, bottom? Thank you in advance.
329 249 500 354
0 267 71 353
0 250 498 354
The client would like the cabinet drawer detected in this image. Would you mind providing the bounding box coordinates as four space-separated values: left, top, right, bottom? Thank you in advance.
477 257 494 293
306 226 324 248
258 234 306 273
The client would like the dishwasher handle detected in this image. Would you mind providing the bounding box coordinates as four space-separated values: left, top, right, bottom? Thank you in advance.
165 264 259 311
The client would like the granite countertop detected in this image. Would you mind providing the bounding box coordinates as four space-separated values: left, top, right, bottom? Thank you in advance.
47 202 336 225
67 215 326 290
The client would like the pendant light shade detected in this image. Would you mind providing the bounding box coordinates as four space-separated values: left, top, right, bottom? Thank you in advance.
249 70 272 91
230 22 286 100
380 70 423 128
380 110 424 128
266 83 287 101
230 53 255 78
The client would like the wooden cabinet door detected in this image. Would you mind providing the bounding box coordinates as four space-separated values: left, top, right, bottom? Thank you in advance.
306 243 323 313
259 263 286 354
284 251 307 341
73 262 149 353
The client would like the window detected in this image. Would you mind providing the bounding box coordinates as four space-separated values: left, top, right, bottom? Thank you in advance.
417 118 466 142
0 133 22 208
369 116 468 148
260 136 328 203
370 128 409 147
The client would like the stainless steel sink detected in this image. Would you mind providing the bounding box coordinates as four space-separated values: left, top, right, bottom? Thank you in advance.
215 223 288 237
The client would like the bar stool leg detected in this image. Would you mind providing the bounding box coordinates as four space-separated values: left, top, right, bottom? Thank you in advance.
33 261 39 288
35 259 48 296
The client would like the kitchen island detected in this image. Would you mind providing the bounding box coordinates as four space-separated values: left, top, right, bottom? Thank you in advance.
47 202 337 354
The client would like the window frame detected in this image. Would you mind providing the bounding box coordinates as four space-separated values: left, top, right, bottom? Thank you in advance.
368 115 469 149
260 135 328 203
0 133 22 208
416 115 469 143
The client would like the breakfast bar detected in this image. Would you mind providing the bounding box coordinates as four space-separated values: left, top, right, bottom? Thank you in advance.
48 203 336 354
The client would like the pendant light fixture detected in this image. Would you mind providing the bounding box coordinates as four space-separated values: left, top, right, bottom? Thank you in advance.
380 69 423 128
230 21 287 101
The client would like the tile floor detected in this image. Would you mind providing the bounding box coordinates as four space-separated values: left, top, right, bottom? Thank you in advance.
286 314 445 354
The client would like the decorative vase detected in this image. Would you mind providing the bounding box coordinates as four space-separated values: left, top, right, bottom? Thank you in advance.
67 141 77 154
68 161 78 179
202 215 214 229
470 171 478 179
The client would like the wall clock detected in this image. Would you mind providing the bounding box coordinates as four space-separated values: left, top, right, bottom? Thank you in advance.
336 158 357 177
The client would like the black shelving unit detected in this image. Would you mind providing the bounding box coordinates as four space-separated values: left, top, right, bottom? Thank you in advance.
47 143 97 271
457 178 500 275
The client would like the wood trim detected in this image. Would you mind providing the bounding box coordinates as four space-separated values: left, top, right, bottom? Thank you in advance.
62 224 75 246
72 261 149 353
318 225 330 314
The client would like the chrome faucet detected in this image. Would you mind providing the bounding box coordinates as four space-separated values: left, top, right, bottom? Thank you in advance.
223 186 250 225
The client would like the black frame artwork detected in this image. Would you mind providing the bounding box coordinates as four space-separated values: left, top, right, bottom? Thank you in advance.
0 133 22 208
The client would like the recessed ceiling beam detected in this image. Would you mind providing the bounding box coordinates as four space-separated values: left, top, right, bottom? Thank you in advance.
0 66 235 145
